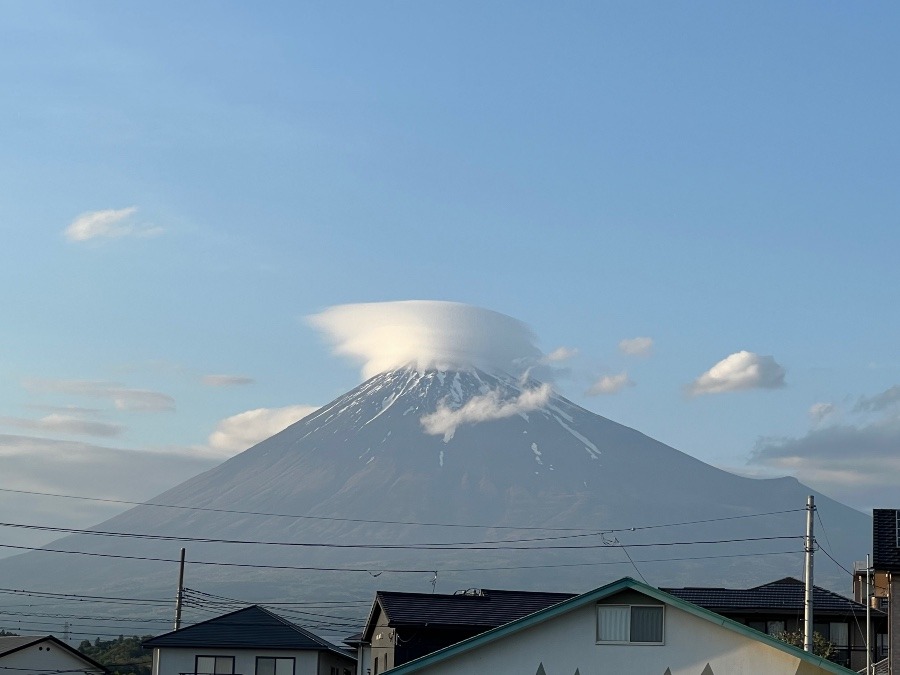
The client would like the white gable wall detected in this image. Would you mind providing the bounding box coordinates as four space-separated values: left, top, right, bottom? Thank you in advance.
399 601 835 675
152 647 320 675
0 640 102 675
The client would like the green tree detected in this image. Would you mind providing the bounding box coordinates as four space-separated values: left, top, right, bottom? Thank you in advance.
773 630 836 661
77 635 154 675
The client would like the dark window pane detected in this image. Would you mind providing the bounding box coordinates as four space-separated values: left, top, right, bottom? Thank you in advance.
631 606 663 642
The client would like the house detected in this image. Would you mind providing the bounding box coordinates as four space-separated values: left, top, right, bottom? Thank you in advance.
380 577 857 675
0 635 109 675
855 508 900 675
663 576 885 671
360 588 575 673
143 605 355 675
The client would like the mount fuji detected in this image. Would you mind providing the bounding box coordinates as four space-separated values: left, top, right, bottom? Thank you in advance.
0 366 869 621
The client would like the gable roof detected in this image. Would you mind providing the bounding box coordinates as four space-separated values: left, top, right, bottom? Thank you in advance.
873 509 900 572
0 635 109 673
362 589 575 640
143 605 352 659
384 578 857 675
663 576 883 618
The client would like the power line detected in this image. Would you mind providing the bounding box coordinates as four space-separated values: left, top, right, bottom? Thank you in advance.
0 486 804 534
0 521 802 551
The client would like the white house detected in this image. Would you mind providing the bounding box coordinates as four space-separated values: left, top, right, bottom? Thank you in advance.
0 635 108 675
383 577 857 675
143 605 355 675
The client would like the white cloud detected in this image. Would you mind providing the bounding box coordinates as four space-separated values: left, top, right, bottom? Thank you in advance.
420 383 552 442
64 207 163 242
308 301 544 379
0 414 123 438
619 337 653 357
23 379 175 412
587 372 633 396
689 350 785 395
808 402 837 426
208 404 320 455
544 347 578 363
201 374 255 387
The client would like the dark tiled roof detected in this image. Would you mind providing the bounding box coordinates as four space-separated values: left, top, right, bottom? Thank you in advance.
143 605 350 658
0 635 109 672
370 588 575 634
663 577 882 618
873 509 900 572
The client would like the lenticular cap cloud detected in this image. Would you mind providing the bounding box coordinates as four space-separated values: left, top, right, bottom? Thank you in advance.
308 301 542 378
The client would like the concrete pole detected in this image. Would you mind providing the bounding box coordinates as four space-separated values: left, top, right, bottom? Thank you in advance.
174 547 186 630
804 495 815 653
866 553 871 675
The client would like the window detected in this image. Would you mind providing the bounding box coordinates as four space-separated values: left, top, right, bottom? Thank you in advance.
256 658 294 675
373 657 379 675
195 657 234 675
597 605 664 644
766 621 785 636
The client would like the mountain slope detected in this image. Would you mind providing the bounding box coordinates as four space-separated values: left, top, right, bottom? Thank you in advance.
0 367 868 621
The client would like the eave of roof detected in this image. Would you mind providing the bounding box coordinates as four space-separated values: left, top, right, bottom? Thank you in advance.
384 578 857 675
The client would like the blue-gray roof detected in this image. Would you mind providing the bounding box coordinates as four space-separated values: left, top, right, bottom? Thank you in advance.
143 605 352 659
363 588 575 640
663 576 883 618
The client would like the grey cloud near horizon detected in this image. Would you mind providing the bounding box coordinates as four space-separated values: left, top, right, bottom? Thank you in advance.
0 414 124 438
689 351 786 395
750 383 900 509
23 379 175 412
854 385 900 413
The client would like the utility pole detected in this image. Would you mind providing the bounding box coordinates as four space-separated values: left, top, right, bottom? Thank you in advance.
174 547 186 630
804 495 815 653
866 553 872 675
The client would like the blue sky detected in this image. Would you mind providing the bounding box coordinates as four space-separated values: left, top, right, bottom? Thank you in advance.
1 2 898 544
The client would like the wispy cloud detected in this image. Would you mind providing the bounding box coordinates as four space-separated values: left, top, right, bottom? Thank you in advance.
543 347 578 363
23 379 175 412
420 383 552 442
854 385 900 413
587 372 633 396
808 402 837 426
619 337 653 357
208 404 320 455
201 374 255 388
64 207 163 242
689 350 785 395
0 414 123 438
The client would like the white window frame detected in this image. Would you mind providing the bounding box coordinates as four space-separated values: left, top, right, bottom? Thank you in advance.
596 604 665 645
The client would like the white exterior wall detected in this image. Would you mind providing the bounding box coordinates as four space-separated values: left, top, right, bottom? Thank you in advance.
402 602 838 675
152 647 320 675
0 640 102 675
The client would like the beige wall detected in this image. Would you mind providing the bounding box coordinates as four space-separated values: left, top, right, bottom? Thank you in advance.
0 640 100 675
397 600 845 675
